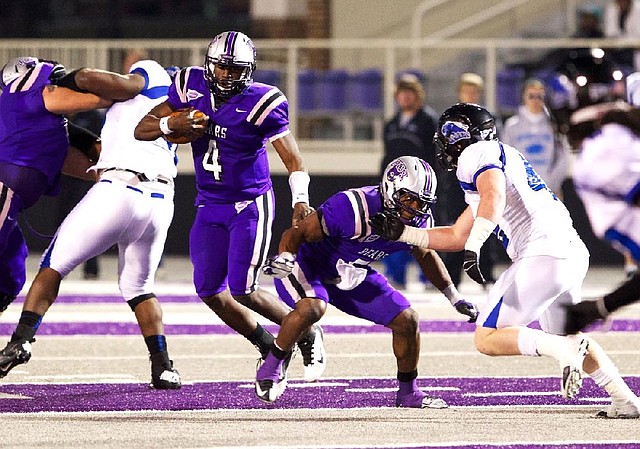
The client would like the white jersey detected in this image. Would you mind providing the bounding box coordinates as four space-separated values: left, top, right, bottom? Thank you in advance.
456 140 580 260
92 59 177 180
574 123 640 243
41 59 176 301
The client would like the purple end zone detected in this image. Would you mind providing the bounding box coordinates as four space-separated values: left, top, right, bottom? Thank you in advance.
0 376 638 414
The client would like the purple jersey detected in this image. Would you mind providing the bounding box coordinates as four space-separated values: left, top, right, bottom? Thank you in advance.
299 185 434 280
167 67 289 204
0 62 68 192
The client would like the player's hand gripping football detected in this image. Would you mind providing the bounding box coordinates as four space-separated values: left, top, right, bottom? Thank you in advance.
462 249 486 285
163 108 209 144
262 252 296 279
369 211 405 241
453 299 479 323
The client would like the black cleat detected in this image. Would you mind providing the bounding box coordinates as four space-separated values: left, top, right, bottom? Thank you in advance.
150 360 182 389
0 339 34 379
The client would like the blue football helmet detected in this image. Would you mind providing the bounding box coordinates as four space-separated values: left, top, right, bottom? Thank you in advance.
204 31 256 101
380 156 437 227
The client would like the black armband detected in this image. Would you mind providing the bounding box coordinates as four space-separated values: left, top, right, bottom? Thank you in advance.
55 69 89 93
67 121 100 161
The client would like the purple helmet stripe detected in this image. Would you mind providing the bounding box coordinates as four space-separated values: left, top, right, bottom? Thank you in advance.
224 31 237 57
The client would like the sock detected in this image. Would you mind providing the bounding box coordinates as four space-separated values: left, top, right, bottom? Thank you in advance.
397 370 418 395
590 366 637 404
145 335 171 372
144 335 167 355
11 311 43 342
519 328 576 361
248 324 275 359
603 273 640 313
257 351 284 382
270 342 288 360
516 327 543 357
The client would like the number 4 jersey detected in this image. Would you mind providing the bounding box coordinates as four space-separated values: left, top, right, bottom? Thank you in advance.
456 140 581 260
167 66 290 204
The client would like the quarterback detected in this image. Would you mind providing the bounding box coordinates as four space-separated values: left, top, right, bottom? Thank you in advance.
135 31 325 382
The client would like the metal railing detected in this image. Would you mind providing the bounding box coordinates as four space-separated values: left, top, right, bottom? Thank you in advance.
0 37 636 174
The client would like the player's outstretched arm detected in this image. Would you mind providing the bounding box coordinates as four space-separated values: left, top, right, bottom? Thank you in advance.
71 68 146 100
264 211 322 279
42 84 113 115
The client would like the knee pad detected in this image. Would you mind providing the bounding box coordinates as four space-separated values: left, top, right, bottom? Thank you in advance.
127 293 156 311
0 294 17 312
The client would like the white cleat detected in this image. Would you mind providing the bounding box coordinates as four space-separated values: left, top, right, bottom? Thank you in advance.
559 335 589 399
298 325 327 382
596 398 640 419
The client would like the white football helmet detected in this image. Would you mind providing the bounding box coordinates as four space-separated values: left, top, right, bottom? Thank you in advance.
380 156 437 226
204 31 256 101
0 56 38 91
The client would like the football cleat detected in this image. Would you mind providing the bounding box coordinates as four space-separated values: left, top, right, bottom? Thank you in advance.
596 398 640 419
150 360 182 390
255 350 295 404
298 325 327 382
0 339 33 378
559 336 589 399
396 390 449 409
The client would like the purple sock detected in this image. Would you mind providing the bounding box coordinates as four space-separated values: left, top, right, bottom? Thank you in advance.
256 353 283 382
398 379 418 396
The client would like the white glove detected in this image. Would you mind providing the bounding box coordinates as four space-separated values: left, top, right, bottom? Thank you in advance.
262 252 296 279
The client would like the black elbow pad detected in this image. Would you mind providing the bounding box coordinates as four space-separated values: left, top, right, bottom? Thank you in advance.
55 69 89 93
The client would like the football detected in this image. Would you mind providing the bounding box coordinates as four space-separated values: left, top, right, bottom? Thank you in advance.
164 109 208 144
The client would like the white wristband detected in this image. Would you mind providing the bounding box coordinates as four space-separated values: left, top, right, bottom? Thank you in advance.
399 226 430 248
464 216 496 253
289 171 310 208
442 283 462 306
159 116 173 135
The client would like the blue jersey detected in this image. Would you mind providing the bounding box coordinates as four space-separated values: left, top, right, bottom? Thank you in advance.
299 185 433 280
0 62 68 192
167 67 289 204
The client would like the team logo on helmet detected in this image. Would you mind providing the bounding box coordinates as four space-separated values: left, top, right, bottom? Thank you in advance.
441 121 471 144
385 159 409 182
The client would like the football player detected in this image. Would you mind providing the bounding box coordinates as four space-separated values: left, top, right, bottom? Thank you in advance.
566 98 640 334
0 58 182 389
134 31 325 382
370 103 640 418
258 156 478 404
0 57 142 317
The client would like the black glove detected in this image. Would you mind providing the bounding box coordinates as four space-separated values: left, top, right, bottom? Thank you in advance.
462 249 486 285
453 299 479 323
369 211 405 241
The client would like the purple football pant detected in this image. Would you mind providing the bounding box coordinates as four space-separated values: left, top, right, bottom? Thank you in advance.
274 265 410 326
0 184 28 298
190 189 275 297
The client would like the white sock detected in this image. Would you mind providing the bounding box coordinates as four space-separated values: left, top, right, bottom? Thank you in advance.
590 367 638 404
517 327 542 357
517 327 573 360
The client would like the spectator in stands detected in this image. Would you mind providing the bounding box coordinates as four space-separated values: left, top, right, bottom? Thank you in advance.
380 74 439 289
575 6 604 38
603 0 640 69
502 78 570 199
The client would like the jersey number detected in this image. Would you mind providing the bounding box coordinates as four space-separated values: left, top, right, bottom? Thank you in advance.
203 139 222 181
